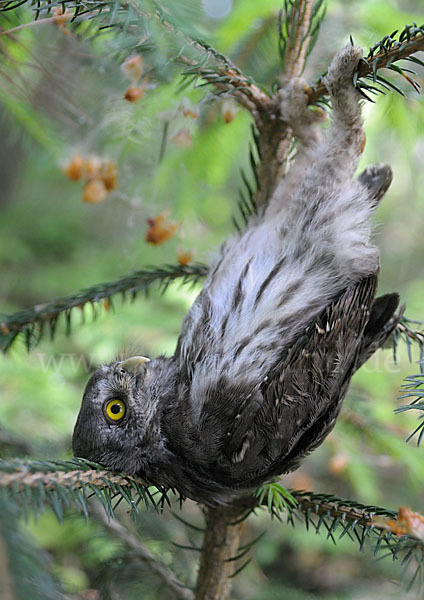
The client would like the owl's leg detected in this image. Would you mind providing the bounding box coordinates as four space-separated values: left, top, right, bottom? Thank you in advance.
287 44 365 198
319 43 365 180
273 45 378 280
278 78 327 149
266 79 328 217
269 44 365 220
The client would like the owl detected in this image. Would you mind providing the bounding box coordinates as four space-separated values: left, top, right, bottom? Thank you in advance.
73 45 401 505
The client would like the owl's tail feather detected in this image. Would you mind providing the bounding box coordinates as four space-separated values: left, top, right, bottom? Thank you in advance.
357 164 393 207
356 292 403 369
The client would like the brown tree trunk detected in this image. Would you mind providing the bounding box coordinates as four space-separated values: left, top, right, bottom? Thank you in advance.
194 504 248 600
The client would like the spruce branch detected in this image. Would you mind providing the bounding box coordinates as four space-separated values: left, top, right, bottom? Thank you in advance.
393 318 424 366
396 373 424 445
308 24 424 104
178 52 270 115
2 458 422 559
0 0 271 116
288 491 424 587
0 263 208 352
90 502 194 600
2 458 424 590
0 458 171 521
253 0 319 210
279 0 321 80
127 0 272 114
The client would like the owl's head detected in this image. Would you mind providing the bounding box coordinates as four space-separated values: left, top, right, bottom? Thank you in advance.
72 356 178 475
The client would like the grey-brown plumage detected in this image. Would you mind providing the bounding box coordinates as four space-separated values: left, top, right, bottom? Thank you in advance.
73 45 402 505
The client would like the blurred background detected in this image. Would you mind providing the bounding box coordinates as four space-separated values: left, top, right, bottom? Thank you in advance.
0 0 424 597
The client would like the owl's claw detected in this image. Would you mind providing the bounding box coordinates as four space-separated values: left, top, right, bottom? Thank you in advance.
278 78 328 134
323 44 363 93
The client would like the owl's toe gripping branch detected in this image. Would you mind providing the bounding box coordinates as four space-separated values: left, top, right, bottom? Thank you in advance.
271 79 328 210
278 78 328 148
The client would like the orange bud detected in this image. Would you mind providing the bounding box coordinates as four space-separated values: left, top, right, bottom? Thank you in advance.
177 246 194 266
82 179 108 204
121 54 144 83
100 160 118 191
145 212 179 245
181 98 200 119
374 507 424 541
124 86 145 103
171 128 193 148
221 99 238 124
396 507 424 540
64 153 85 181
52 6 71 27
85 155 102 180
329 453 349 475
183 107 199 119
360 132 366 154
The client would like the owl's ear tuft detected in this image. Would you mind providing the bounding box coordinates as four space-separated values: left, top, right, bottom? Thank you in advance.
119 356 150 375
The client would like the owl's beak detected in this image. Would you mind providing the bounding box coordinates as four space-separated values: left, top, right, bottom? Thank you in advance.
119 356 150 375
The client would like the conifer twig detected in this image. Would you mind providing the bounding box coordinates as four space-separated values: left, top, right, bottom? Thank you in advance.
281 0 316 80
308 28 424 104
1 459 422 553
91 502 194 600
0 263 208 351
253 0 316 209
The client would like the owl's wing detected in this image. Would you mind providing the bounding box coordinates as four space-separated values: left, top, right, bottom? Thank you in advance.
219 274 401 488
356 291 402 368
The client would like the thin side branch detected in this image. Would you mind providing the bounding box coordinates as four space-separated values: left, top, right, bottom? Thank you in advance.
1 459 422 548
177 53 271 115
129 0 272 115
91 502 194 600
309 31 424 104
253 0 316 209
0 263 208 351
0 466 147 491
292 491 394 529
281 0 315 80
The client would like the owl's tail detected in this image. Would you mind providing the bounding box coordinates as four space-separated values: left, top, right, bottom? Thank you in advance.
357 164 393 207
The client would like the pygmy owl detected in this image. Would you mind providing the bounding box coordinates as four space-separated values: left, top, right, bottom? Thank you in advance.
73 45 401 505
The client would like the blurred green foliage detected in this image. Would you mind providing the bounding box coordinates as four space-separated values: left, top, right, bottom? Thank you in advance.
0 0 423 597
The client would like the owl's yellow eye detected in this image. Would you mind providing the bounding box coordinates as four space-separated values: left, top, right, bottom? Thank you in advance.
105 399 126 422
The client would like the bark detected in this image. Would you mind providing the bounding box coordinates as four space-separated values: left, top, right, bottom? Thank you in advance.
194 505 248 600
0 525 16 600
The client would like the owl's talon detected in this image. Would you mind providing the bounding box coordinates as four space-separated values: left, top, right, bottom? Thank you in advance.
278 78 327 129
324 43 363 92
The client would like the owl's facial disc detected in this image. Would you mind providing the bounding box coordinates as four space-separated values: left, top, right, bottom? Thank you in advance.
73 356 177 476
72 361 148 467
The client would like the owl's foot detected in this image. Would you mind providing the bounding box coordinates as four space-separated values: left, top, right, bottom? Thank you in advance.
323 43 362 94
323 43 363 94
278 78 327 145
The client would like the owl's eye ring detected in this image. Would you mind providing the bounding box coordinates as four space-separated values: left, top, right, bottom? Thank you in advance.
104 399 126 423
